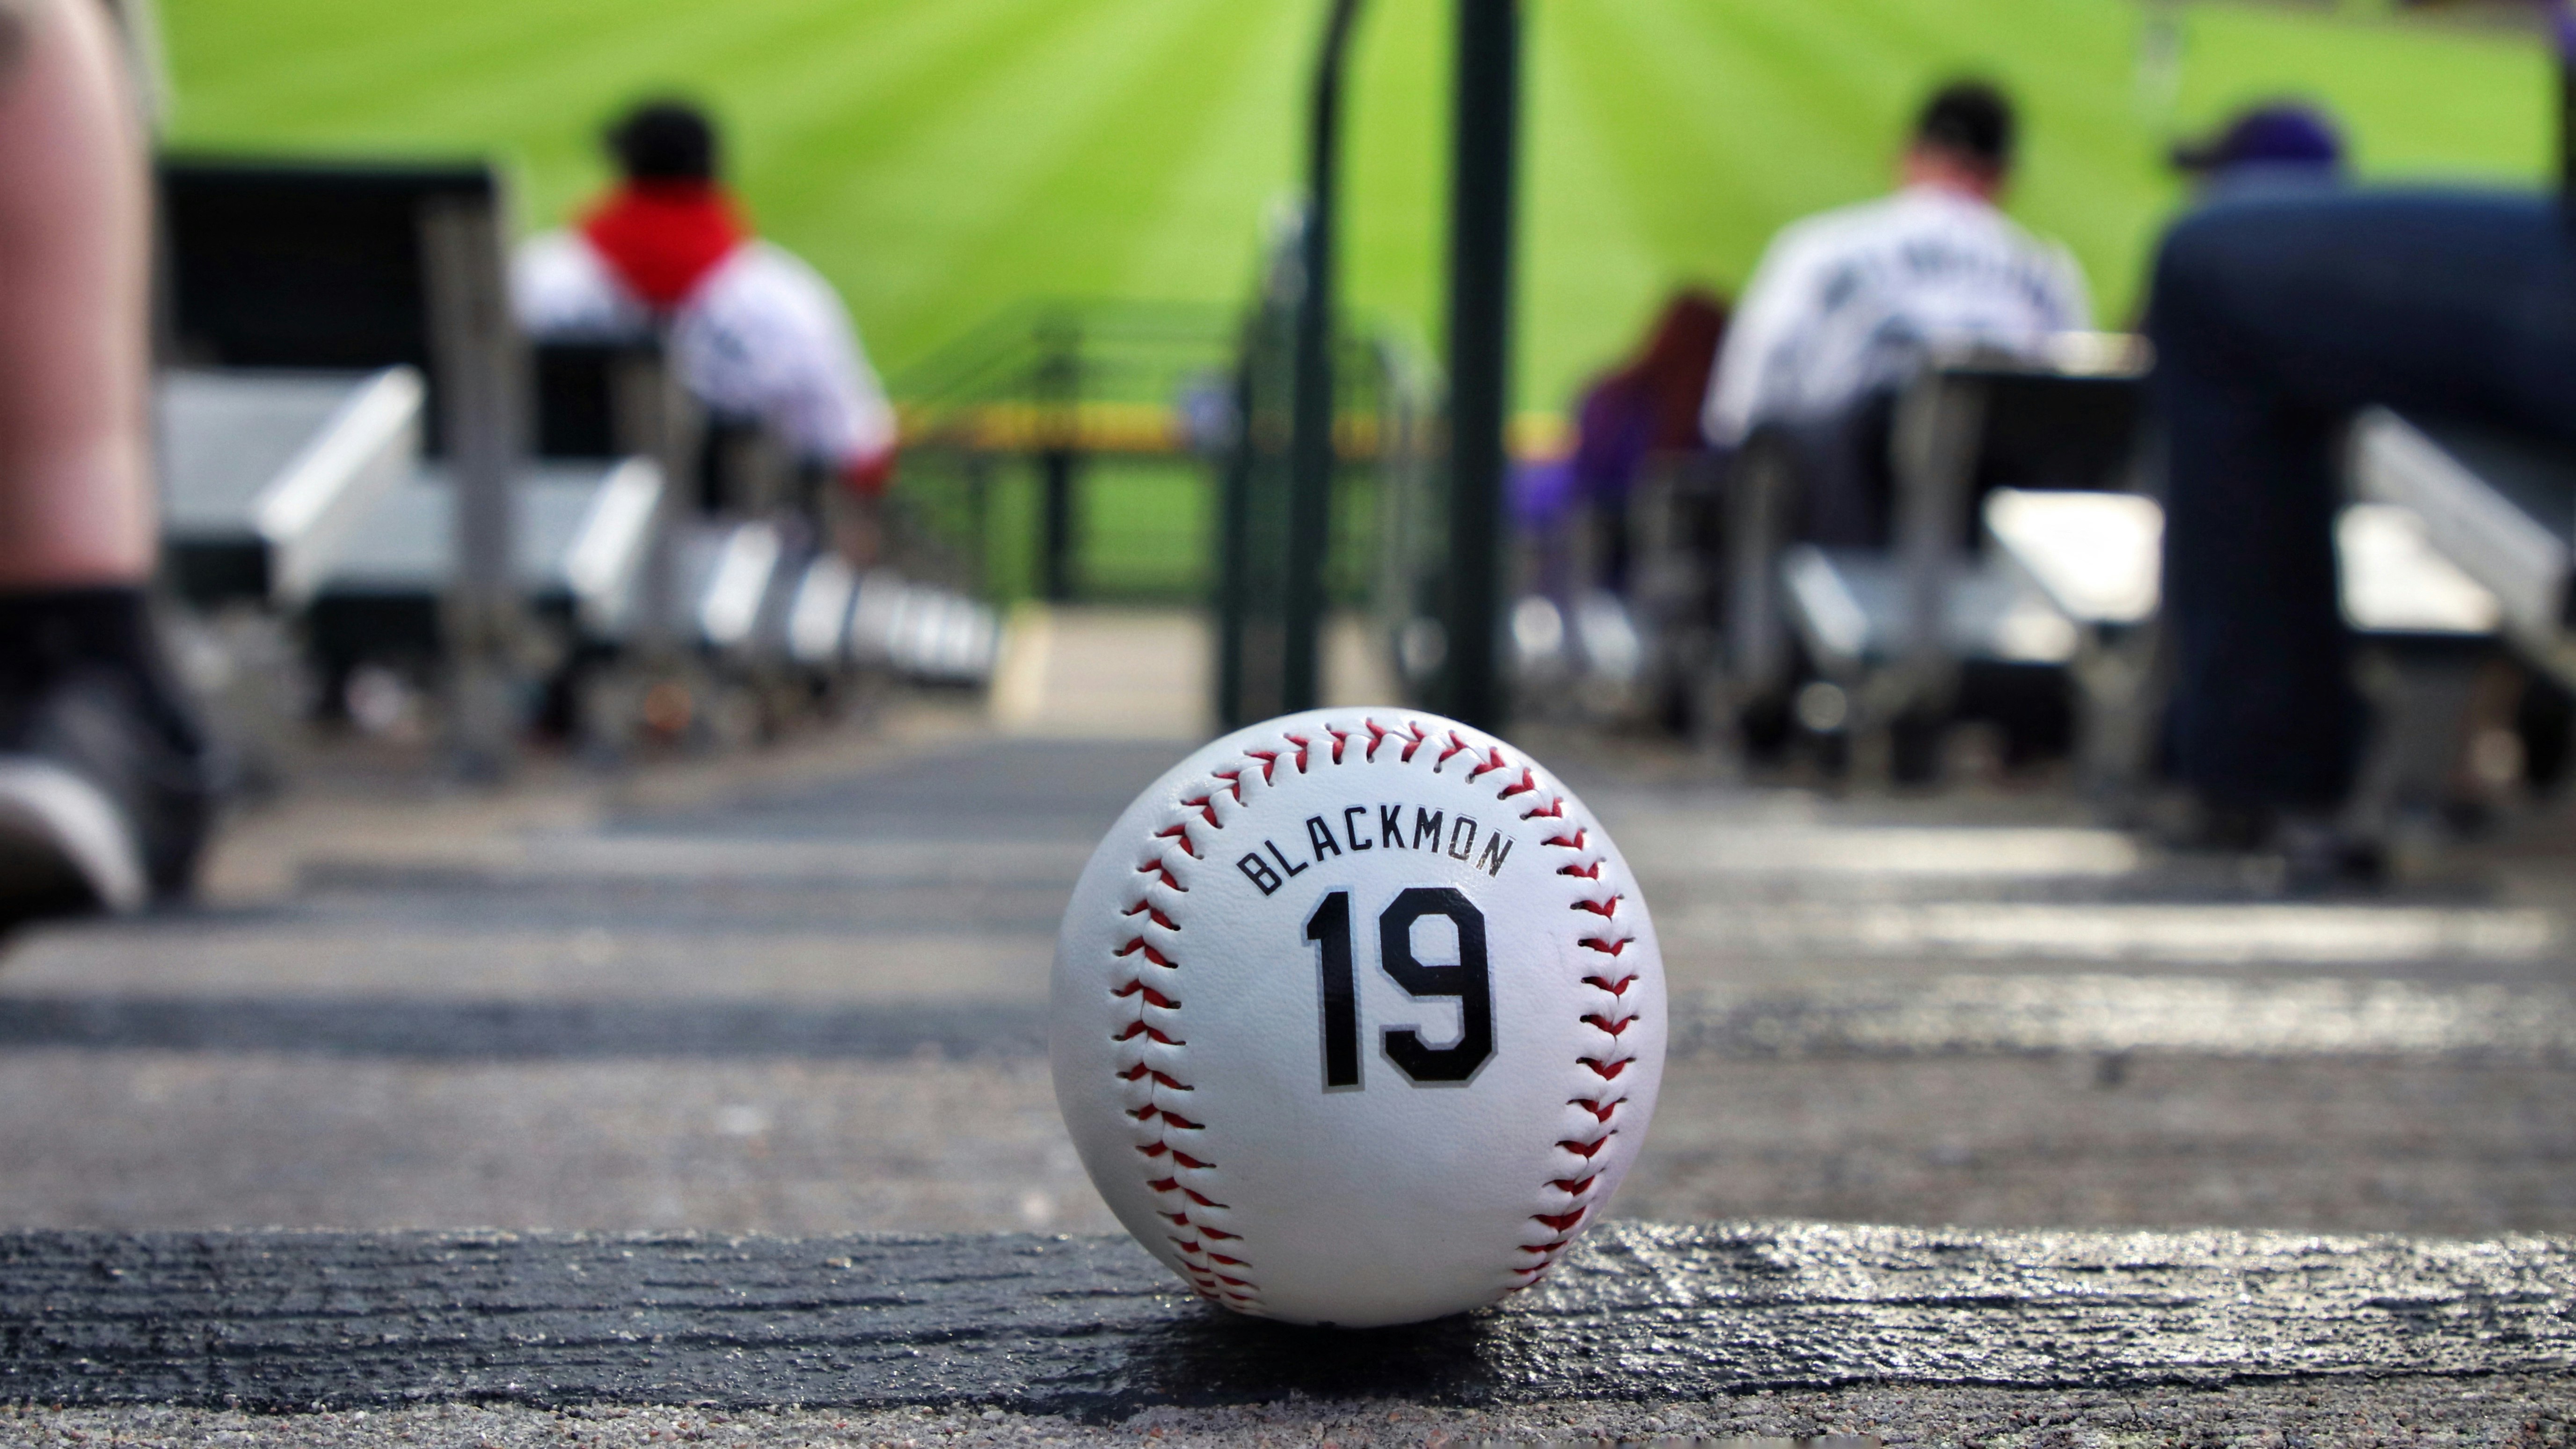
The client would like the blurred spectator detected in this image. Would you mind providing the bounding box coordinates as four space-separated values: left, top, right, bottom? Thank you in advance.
1703 79 2090 544
2149 187 2576 876
0 0 213 926
514 99 900 501
2171 102 2344 197
1521 291 1728 594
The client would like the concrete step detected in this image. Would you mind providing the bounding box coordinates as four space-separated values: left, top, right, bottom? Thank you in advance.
6 1222 2570 1416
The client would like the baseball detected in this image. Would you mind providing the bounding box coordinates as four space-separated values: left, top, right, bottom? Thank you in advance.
1051 707 1665 1327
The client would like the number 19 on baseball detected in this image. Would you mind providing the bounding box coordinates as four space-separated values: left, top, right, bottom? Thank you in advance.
1053 709 1665 1327
1309 887 1492 1088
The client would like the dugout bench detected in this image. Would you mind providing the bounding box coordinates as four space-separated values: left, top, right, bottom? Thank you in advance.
1730 335 2146 780
158 156 536 766
156 365 425 609
1979 407 2545 829
2342 408 2576 817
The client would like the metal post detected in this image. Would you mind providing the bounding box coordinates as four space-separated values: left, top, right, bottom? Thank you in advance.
1441 0 1519 732
613 339 695 663
420 191 524 781
1889 371 1985 713
1215 357 1255 727
1284 0 1366 713
1036 315 1081 601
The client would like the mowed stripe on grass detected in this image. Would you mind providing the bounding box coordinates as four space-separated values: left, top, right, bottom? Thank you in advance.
163 0 2546 410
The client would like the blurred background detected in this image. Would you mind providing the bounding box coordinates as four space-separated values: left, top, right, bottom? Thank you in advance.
157 0 2553 608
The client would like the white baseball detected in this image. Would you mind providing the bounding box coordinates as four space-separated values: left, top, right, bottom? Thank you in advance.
1051 707 1665 1327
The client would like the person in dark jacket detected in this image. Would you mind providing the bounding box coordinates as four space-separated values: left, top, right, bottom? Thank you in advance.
2148 183 2576 879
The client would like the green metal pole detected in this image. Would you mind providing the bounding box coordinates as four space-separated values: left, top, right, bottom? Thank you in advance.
1284 0 1365 713
1036 314 1080 602
1442 0 1518 732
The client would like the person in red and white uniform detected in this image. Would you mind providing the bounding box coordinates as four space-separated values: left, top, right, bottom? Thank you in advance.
513 99 899 498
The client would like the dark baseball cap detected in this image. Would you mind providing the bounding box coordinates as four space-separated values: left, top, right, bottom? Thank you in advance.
2171 103 2342 175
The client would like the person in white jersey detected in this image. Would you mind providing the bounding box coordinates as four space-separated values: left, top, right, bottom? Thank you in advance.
513 100 899 503
1703 80 2090 545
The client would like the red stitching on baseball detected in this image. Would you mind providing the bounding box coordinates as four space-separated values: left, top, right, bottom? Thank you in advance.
1112 714 1645 1314
1363 720 1394 760
1124 903 1181 930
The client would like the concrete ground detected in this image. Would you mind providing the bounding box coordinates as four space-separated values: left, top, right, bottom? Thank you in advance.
8 1382 2573 1447
7 606 2576 1440
8 724 2575 1241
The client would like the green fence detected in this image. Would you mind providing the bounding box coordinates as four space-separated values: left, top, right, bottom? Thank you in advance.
886 297 1436 620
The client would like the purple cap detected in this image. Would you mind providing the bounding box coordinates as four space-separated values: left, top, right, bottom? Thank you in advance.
2171 103 2343 175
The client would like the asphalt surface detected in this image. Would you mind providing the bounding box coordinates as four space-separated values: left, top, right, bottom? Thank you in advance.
8 700 2576 1436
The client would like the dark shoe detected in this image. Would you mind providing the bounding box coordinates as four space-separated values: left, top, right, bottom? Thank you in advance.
2156 798 2273 853
2275 813 2386 895
0 601 215 927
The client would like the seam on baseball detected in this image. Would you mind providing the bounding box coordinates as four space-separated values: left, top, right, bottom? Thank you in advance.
1113 714 1640 1311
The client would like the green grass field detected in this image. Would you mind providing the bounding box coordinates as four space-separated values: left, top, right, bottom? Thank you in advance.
162 0 2550 418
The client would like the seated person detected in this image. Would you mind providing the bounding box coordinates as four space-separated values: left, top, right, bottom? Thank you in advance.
2170 100 2343 199
1520 289 1728 597
2148 186 2576 874
513 99 899 500
1701 80 2091 545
